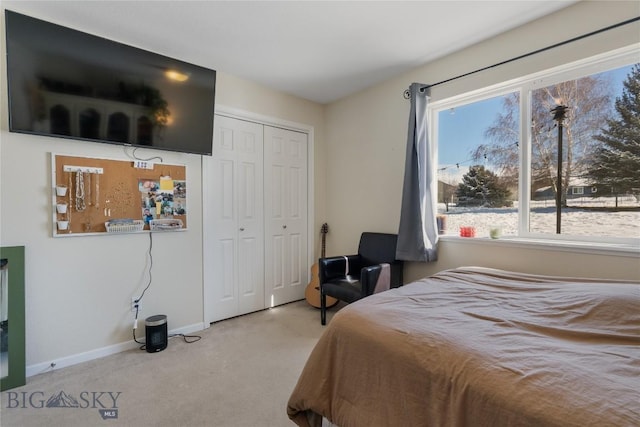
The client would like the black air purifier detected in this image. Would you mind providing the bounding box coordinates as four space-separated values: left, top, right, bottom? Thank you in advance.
145 314 167 353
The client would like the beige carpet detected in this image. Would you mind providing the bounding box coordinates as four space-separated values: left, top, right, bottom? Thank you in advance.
0 300 342 427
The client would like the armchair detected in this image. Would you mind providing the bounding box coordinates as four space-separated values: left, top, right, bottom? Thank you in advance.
319 232 403 325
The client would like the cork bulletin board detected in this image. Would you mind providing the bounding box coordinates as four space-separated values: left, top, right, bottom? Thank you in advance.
51 153 187 237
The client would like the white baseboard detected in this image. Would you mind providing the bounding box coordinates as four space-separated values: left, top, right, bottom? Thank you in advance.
26 322 206 378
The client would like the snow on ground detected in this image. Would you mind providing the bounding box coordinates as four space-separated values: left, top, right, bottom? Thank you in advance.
438 196 640 239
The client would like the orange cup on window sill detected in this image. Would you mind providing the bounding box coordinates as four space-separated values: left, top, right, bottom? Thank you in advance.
459 226 476 237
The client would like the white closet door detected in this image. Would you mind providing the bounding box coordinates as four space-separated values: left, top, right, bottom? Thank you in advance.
264 126 308 307
205 115 264 322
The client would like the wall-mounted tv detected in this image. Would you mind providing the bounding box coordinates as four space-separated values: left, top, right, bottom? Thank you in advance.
5 10 216 155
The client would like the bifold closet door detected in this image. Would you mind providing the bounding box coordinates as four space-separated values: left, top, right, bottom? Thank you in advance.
264 126 308 307
207 115 265 322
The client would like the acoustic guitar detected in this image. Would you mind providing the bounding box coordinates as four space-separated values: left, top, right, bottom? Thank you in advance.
305 223 338 309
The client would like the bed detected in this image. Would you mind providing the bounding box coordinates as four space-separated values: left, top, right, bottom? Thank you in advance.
287 266 640 427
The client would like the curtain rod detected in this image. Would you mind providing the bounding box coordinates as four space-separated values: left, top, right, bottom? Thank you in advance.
404 16 640 99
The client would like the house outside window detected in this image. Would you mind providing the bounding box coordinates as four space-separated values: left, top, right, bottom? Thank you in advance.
432 47 639 247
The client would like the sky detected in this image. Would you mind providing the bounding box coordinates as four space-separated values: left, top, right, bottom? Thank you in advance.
436 63 635 184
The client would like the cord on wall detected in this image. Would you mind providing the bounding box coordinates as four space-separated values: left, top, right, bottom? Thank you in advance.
123 146 164 163
132 232 154 349
136 232 155 305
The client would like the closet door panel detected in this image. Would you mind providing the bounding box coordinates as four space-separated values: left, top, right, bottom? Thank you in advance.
206 115 264 322
209 153 238 321
264 126 308 307
269 234 285 287
219 239 236 300
238 234 262 313
288 232 303 287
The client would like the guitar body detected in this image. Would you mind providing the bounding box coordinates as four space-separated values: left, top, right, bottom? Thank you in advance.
305 263 338 309
305 223 338 309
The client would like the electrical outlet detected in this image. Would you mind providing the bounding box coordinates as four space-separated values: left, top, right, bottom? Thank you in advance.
131 297 139 312
134 161 154 170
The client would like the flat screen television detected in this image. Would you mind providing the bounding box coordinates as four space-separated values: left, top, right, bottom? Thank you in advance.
5 10 216 155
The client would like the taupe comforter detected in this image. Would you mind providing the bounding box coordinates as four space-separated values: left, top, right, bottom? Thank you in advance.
287 267 640 427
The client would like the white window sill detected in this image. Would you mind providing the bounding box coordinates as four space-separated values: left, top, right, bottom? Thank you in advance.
438 235 640 258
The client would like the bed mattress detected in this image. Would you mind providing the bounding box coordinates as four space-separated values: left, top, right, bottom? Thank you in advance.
287 267 640 427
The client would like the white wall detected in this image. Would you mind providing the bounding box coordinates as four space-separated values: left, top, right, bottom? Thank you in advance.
324 1 640 281
0 5 325 372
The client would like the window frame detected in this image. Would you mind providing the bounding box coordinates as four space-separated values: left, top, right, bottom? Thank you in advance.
572 187 584 195
429 44 640 252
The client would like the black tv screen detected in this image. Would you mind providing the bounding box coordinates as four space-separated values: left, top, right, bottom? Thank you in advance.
5 10 216 155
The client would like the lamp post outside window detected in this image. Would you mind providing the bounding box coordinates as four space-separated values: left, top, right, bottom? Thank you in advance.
551 104 568 234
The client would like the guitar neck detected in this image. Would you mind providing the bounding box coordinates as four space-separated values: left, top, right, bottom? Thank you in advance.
320 223 328 258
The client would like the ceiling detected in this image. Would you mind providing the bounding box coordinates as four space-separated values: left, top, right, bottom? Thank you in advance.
5 1 578 104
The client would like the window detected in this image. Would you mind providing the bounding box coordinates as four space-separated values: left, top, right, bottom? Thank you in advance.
437 93 519 238
432 47 639 246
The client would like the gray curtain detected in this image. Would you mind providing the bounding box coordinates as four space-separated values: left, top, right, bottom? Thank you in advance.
396 83 438 262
